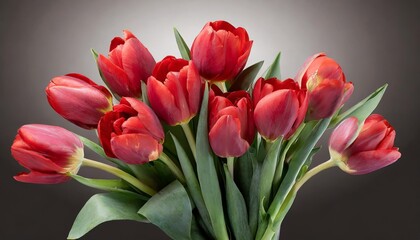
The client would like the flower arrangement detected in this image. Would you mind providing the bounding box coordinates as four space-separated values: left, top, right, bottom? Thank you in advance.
11 20 401 240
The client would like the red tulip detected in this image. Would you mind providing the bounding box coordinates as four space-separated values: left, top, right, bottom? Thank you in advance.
46 73 113 129
295 53 353 120
253 78 307 141
97 30 156 98
147 56 203 125
98 97 164 164
329 115 401 175
191 20 253 81
208 89 255 157
11 124 84 184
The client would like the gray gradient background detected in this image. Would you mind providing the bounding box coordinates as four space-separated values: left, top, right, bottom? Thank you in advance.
1 0 419 239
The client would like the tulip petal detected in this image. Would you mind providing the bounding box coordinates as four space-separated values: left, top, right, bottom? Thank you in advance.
147 77 179 125
329 117 359 153
11 147 64 173
111 134 163 164
98 54 133 97
209 115 249 157
185 61 202 116
14 171 70 184
98 111 120 158
347 149 401 175
349 121 388 153
254 90 299 140
308 78 344 119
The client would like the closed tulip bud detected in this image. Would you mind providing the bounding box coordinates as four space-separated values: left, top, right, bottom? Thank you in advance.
98 97 164 164
147 56 203 125
11 124 84 184
191 20 253 82
329 115 401 175
296 53 353 120
46 73 113 129
209 89 255 157
97 30 156 98
253 78 307 141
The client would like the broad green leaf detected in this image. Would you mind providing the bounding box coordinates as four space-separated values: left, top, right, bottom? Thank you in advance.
171 133 214 236
248 156 262 237
264 52 281 79
138 181 192 240
230 61 264 91
223 165 252 240
70 174 148 200
296 147 321 180
235 147 256 207
67 192 147 239
174 28 191 60
331 84 388 127
195 85 229 240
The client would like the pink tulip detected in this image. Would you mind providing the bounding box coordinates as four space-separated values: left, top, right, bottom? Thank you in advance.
11 124 84 184
329 115 401 175
147 56 203 125
253 77 307 141
191 20 253 82
98 97 164 164
97 30 156 98
296 53 353 120
46 73 113 129
208 89 255 157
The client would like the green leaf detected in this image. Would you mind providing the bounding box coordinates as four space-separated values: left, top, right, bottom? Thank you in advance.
264 52 281 79
331 84 388 127
230 61 264 91
70 174 148 200
223 165 252 240
138 181 192 240
141 81 150 105
67 192 147 239
171 133 214 236
174 28 191 60
195 84 229 240
248 155 262 237
235 147 256 207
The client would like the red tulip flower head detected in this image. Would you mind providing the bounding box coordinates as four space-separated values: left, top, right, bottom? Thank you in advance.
191 20 253 82
97 30 156 98
11 124 84 184
147 56 203 125
296 53 353 120
329 115 401 175
209 89 255 157
46 73 113 129
253 78 308 141
98 97 164 164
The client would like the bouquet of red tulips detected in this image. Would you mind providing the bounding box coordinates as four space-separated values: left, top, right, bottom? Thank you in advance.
11 20 401 240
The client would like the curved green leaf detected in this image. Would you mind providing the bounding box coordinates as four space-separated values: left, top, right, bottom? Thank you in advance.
264 52 281 79
230 61 264 91
174 28 191 60
195 85 229 240
331 84 387 127
67 192 147 239
138 181 192 240
224 165 252 240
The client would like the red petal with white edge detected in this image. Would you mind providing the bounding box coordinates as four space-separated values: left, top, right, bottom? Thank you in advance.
14 171 70 184
209 115 250 157
347 149 401 175
97 54 132 97
111 133 162 164
329 117 359 153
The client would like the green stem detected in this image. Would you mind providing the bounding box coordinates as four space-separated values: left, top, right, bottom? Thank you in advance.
293 159 336 191
181 123 197 160
227 157 235 178
159 152 186 184
81 158 156 196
